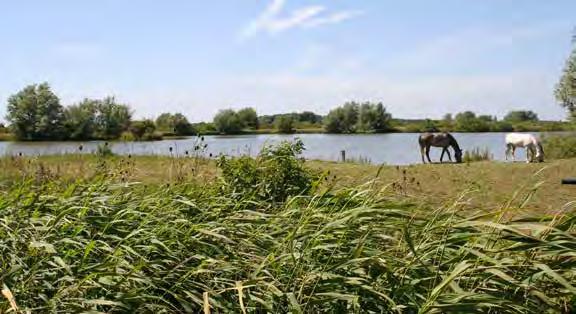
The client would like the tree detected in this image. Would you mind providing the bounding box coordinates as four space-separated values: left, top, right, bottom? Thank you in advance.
298 111 322 123
504 110 539 123
275 115 295 133
324 107 347 133
371 103 392 132
64 99 98 140
6 82 66 140
237 107 258 129
172 113 195 135
213 109 243 134
555 39 576 119
156 113 174 131
93 97 132 139
324 102 360 133
341 102 359 132
155 113 194 135
130 119 156 140
454 111 490 132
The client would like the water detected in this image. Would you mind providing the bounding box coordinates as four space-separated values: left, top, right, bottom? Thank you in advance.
0 132 563 165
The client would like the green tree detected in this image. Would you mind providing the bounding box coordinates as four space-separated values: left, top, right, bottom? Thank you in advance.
93 97 132 139
155 113 174 131
324 107 346 133
454 111 490 132
213 109 243 134
555 39 576 119
64 99 98 140
130 119 156 140
155 113 194 135
6 82 66 140
275 115 295 133
504 110 539 123
324 102 360 133
237 107 258 129
371 103 392 132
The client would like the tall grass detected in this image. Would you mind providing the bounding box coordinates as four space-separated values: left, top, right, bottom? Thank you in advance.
542 134 576 159
0 141 574 312
463 147 492 163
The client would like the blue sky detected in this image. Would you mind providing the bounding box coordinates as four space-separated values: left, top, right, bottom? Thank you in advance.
0 0 574 122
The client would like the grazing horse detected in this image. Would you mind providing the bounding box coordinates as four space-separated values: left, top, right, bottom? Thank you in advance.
505 133 544 163
418 132 463 164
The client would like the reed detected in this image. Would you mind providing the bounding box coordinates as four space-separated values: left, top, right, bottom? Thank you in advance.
0 141 574 312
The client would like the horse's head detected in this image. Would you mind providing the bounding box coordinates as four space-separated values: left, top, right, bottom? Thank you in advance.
454 148 463 163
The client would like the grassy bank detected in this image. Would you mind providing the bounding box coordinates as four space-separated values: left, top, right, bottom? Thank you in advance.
2 154 576 213
0 143 574 312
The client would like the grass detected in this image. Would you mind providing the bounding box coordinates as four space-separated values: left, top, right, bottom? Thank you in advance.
0 142 575 312
463 147 493 163
2 154 576 212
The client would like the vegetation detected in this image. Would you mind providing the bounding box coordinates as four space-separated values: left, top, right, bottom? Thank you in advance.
155 113 195 136
1 83 574 141
0 141 574 313
275 115 296 133
324 102 391 133
463 147 493 163
555 36 576 120
504 110 539 123
213 108 257 134
129 119 162 141
7 83 67 140
542 134 576 159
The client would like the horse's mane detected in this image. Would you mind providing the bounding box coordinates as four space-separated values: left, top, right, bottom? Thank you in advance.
445 133 460 149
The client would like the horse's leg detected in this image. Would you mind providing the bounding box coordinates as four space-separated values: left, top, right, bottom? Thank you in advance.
420 146 426 164
440 148 445 163
526 145 534 163
426 146 432 163
511 147 516 161
446 148 452 162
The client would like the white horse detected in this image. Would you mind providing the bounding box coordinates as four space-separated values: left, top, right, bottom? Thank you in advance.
505 133 544 163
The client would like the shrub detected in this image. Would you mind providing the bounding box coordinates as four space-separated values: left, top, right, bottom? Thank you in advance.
542 135 576 159
217 139 315 202
96 142 114 157
463 147 492 163
275 115 295 133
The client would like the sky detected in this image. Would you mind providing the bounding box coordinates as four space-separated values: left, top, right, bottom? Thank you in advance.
0 0 574 122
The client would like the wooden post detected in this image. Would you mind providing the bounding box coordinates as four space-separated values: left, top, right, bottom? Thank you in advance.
340 150 346 162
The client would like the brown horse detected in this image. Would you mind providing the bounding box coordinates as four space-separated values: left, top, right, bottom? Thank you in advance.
418 132 463 164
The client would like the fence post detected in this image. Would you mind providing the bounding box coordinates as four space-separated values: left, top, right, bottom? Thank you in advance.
340 150 346 162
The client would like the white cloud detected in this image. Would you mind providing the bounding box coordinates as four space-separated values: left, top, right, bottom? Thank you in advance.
239 0 363 40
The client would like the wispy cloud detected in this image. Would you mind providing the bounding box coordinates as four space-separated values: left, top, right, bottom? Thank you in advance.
239 0 363 40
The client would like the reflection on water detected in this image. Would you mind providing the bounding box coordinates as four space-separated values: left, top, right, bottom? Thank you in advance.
0 132 566 165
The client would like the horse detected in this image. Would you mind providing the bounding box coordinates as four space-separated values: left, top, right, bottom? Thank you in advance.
505 133 544 163
418 132 463 164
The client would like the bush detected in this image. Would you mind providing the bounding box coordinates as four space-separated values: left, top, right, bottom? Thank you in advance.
275 115 295 133
96 142 114 157
217 139 315 202
463 147 492 163
542 135 576 159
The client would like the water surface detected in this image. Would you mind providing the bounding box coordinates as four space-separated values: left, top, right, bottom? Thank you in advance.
0 132 564 165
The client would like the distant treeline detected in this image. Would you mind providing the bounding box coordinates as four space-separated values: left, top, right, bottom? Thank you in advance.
1 83 574 141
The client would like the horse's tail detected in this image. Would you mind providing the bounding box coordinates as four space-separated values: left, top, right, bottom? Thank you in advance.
418 134 425 148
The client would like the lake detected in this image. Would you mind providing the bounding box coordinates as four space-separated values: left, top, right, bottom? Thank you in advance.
0 132 564 165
